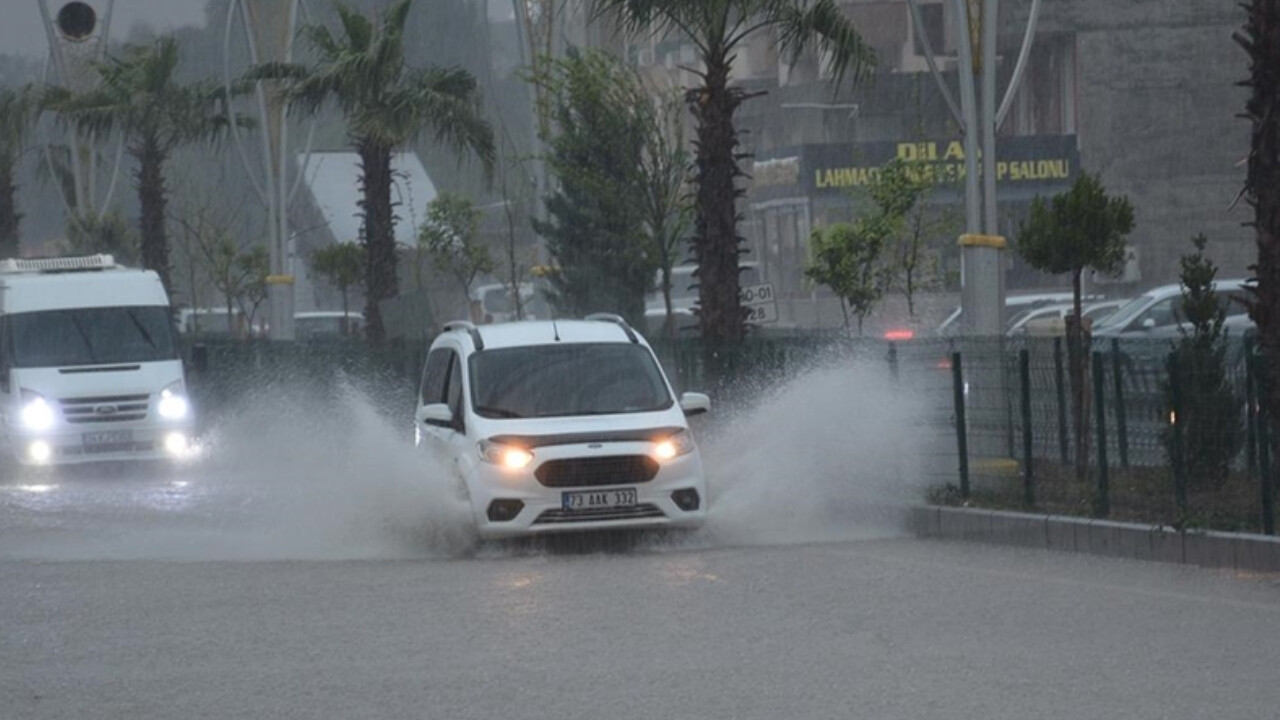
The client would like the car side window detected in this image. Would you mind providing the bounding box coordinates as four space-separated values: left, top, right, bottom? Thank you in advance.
420 348 451 405
1138 297 1178 328
1219 290 1248 317
445 353 464 430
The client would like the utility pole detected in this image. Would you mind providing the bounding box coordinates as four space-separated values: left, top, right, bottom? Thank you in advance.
37 0 122 227
908 0 1042 334
225 0 305 340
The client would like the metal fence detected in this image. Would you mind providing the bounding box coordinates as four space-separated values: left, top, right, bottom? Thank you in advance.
182 330 1277 534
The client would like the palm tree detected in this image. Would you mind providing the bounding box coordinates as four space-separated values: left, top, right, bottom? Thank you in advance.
0 85 37 259
43 37 235 292
1238 2 1280 478
591 0 874 348
253 0 495 343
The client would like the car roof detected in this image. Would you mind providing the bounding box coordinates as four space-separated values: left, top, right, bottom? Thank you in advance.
447 319 646 351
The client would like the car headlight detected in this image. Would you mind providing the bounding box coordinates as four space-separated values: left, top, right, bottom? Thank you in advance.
158 381 189 420
652 428 695 460
478 439 533 470
20 390 55 431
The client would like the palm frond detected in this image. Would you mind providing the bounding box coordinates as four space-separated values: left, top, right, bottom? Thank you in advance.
771 0 875 88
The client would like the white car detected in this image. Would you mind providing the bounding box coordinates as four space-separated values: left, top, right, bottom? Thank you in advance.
414 314 710 539
1091 280 1249 337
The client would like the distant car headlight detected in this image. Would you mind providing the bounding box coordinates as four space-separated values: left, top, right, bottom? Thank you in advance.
158 381 189 420
20 390 55 431
653 429 695 460
478 439 533 470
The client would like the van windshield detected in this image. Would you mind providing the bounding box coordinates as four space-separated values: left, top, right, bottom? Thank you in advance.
9 306 178 368
469 343 672 419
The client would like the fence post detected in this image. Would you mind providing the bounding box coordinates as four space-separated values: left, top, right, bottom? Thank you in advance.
1092 351 1110 518
1246 336 1258 474
1053 337 1069 465
952 351 970 500
887 341 899 383
1169 352 1188 519
1109 338 1129 470
1254 348 1275 536
1020 348 1034 508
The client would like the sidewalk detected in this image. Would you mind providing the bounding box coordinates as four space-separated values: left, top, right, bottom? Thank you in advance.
911 505 1280 573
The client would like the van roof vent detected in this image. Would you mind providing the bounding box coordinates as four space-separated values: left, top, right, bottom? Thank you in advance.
0 254 117 274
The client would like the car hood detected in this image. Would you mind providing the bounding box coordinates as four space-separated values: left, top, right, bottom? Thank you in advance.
470 406 688 442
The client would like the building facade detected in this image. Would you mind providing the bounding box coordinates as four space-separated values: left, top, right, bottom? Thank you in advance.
623 0 1248 328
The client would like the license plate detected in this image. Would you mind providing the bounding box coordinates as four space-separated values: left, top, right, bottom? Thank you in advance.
562 488 637 511
83 430 132 446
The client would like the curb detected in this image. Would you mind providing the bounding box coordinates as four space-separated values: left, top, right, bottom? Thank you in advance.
910 505 1280 573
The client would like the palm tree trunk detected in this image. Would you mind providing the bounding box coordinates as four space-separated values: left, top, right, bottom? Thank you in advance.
1241 1 1280 476
359 140 398 344
136 136 171 293
0 158 19 259
688 49 750 353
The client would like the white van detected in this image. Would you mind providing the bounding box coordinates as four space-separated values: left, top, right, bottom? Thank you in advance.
0 255 195 466
645 261 762 313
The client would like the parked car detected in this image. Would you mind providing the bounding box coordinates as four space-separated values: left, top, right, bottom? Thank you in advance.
413 314 711 539
936 292 1106 336
472 282 551 323
646 261 762 313
1009 298 1130 336
294 311 363 339
1091 280 1249 338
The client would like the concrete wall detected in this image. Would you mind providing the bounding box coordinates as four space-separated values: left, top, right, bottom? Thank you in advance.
1040 0 1250 284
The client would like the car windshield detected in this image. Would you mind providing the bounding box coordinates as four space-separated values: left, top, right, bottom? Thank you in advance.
9 306 178 368
468 342 673 418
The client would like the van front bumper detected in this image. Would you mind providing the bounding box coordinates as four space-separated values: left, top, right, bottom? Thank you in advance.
5 421 198 466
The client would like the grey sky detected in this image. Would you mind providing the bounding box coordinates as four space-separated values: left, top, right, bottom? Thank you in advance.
2 0 208 59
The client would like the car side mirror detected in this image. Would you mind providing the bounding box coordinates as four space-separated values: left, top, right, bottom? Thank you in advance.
416 403 454 428
680 392 711 416
1141 317 1157 330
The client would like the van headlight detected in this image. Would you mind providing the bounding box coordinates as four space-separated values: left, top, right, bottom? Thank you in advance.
652 429 695 461
158 381 189 420
20 390 55 431
478 439 533 470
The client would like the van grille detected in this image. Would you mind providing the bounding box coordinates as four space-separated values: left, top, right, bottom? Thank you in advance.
534 456 659 488
58 394 150 424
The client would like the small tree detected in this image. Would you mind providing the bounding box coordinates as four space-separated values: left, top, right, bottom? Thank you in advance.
65 211 138 264
310 242 365 335
0 85 36 259
1162 235 1245 490
872 159 957 317
1017 172 1135 478
638 88 693 339
806 221 888 335
235 245 269 332
530 48 652 327
418 192 493 301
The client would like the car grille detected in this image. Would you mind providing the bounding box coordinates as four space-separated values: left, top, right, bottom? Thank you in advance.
534 455 659 488
58 394 150 424
533 504 665 525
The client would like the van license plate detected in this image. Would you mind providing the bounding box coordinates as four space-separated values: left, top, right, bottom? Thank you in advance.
83 430 132 446
562 488 637 511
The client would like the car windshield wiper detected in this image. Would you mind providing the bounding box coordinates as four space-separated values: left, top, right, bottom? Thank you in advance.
474 405 525 419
